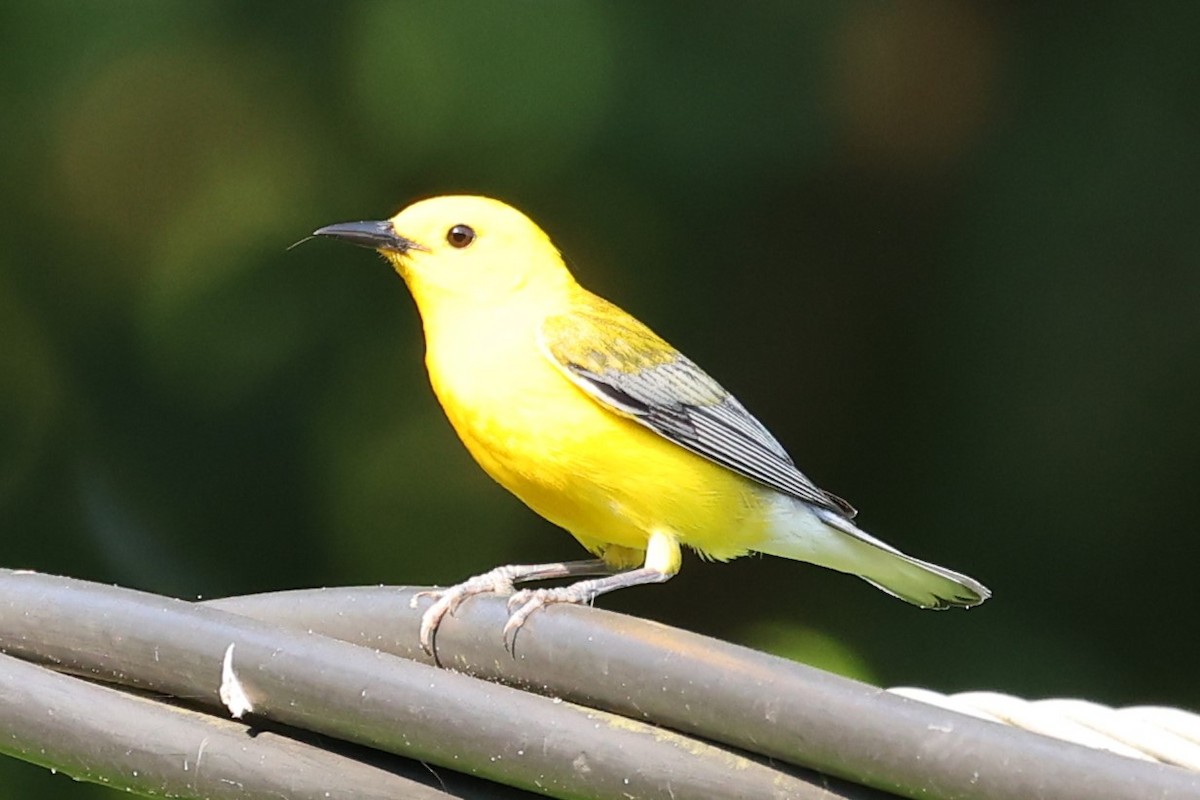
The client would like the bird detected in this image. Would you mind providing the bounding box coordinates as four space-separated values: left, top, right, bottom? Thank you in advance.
313 195 989 652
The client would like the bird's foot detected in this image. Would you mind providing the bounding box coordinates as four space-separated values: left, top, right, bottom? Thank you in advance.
411 567 519 656
502 584 598 653
409 560 616 658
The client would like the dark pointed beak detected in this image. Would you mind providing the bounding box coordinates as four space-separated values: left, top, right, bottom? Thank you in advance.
312 220 425 253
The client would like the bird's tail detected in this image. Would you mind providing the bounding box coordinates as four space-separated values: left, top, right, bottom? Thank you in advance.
757 502 990 609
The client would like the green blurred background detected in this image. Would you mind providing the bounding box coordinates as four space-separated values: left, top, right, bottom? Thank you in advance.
2 2 1198 795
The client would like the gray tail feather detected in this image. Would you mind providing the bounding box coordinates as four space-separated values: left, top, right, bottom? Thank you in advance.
813 509 991 610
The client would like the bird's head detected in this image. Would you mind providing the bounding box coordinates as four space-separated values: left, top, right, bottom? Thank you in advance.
314 195 574 307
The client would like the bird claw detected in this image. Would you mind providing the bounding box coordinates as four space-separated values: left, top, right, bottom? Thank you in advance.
412 570 518 657
501 586 596 654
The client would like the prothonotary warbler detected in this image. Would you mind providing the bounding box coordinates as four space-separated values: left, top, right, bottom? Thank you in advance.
314 195 989 651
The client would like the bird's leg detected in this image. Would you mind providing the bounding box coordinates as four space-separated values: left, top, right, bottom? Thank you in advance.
503 531 682 651
411 559 613 655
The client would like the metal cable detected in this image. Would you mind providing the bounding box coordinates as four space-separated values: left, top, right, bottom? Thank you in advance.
890 688 1200 771
209 584 1200 800
2 570 1198 799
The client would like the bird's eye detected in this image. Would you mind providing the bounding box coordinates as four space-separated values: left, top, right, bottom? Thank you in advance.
446 224 476 248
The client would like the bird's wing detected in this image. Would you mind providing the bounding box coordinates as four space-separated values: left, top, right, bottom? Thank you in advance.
539 293 855 516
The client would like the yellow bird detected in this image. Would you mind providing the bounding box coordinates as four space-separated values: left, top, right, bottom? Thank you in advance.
314 196 989 650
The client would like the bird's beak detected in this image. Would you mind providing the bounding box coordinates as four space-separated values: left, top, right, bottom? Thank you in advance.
312 220 426 254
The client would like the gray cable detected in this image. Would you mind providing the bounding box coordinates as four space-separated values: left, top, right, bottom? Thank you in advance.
890 688 1200 770
0 569 883 800
209 584 1200 800
0 650 493 799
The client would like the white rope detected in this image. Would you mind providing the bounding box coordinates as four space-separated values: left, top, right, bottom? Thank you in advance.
890 687 1200 771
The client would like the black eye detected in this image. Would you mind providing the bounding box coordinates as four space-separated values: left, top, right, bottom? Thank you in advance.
447 224 476 248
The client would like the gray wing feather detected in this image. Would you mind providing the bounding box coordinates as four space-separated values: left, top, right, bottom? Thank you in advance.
560 356 853 516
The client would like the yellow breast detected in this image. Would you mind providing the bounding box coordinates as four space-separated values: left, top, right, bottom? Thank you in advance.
419 295 772 564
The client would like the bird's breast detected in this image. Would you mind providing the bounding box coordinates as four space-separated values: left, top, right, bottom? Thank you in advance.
418 302 775 559
422 305 589 473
